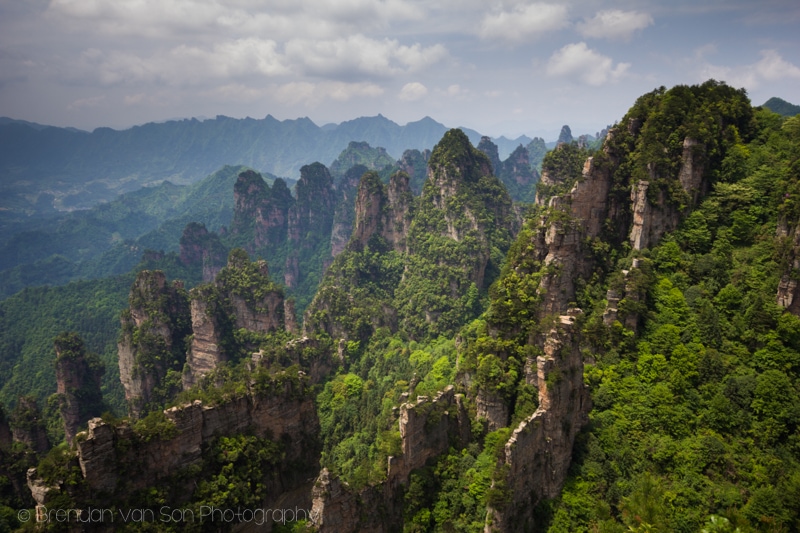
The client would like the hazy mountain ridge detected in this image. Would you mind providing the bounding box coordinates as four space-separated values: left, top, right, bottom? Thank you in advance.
0 114 535 221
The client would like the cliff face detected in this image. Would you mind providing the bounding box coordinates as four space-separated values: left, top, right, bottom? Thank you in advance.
397 148 430 195
118 270 191 418
350 170 413 253
331 164 369 257
777 219 800 315
28 378 321 516
287 163 335 246
486 317 591 531
478 138 539 203
179 222 227 282
53 333 105 444
628 139 704 250
311 386 471 533
231 170 295 251
183 250 287 388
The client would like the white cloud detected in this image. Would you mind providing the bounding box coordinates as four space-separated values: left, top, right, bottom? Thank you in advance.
67 95 106 110
577 10 653 41
272 81 384 107
546 42 630 86
699 49 800 90
124 93 146 106
285 35 447 78
479 3 569 44
47 0 423 40
399 82 428 101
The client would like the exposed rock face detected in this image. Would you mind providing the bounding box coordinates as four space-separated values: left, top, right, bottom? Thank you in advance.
351 171 413 253
29 380 320 514
482 138 539 203
557 124 573 145
388 385 470 484
603 258 647 332
231 170 295 251
9 397 49 455
179 222 227 282
486 317 591 531
288 163 335 247
54 333 105 444
777 219 800 315
312 386 471 532
476 388 509 431
184 250 286 388
331 164 369 257
397 148 431 195
183 289 227 390
119 270 191 418
284 298 299 334
629 137 705 250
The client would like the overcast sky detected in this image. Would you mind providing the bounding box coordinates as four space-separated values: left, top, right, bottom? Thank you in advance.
1 0 799 140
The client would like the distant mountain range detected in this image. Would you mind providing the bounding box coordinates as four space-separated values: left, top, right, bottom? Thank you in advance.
0 114 535 220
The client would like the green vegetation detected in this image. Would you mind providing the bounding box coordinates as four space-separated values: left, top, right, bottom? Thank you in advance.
538 104 800 532
763 96 800 117
2 81 799 533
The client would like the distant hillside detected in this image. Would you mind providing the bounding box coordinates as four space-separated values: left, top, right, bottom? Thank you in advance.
0 115 529 221
763 97 800 116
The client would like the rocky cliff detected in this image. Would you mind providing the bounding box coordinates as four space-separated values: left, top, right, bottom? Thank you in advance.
231 169 295 251
397 148 431 195
179 222 227 282
28 375 321 525
53 333 105 444
485 317 591 531
476 81 754 531
311 386 471 533
478 137 539 203
331 164 369 257
183 249 287 388
118 270 191 418
350 170 413 253
777 218 800 316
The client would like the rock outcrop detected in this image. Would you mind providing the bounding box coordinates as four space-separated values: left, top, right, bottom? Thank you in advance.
179 222 227 282
387 385 471 483
119 270 191 418
397 148 430 195
53 333 105 444
331 164 369 257
28 378 320 518
311 386 471 533
629 137 705 250
777 218 800 315
183 249 287 388
231 169 295 251
486 317 591 531
351 170 413 253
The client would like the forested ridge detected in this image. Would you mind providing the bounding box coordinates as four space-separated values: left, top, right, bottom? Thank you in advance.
0 82 798 532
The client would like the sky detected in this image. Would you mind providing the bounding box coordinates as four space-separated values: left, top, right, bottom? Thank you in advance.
1 0 799 140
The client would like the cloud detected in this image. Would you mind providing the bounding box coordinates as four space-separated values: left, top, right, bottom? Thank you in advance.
271 81 384 107
479 3 569 44
47 0 423 40
699 49 800 90
399 82 428 101
577 10 653 41
285 35 448 78
67 95 106 110
546 42 630 86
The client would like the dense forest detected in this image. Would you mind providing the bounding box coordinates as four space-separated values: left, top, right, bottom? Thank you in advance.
0 83 799 532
